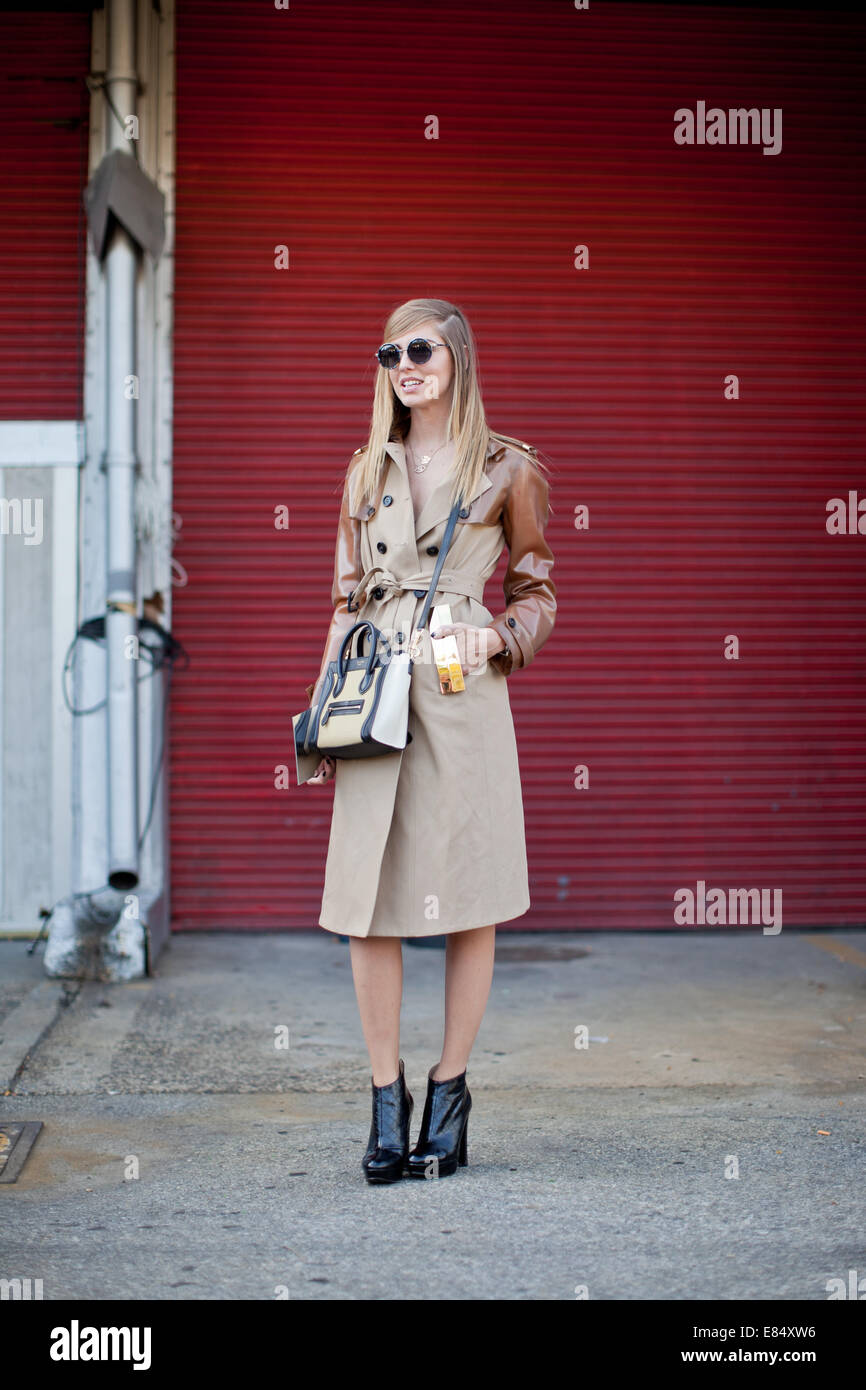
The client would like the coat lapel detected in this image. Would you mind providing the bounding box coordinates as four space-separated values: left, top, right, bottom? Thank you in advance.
384 438 496 539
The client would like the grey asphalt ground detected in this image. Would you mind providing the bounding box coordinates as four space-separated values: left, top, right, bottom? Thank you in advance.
1 928 864 1301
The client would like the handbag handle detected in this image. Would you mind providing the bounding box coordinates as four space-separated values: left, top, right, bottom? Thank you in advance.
414 494 465 636
334 619 390 695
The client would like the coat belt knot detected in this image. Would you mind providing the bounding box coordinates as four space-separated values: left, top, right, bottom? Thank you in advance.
351 565 486 610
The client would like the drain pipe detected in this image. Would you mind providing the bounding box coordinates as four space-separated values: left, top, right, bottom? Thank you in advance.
43 0 143 980
103 0 141 894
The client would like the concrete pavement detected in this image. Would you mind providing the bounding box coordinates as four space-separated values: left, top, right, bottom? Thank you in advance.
1 928 864 1300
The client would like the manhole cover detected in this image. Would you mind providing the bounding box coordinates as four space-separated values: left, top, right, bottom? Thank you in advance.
0 1122 43 1183
495 943 590 963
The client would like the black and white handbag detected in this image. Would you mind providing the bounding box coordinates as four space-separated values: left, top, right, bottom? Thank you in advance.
292 493 463 776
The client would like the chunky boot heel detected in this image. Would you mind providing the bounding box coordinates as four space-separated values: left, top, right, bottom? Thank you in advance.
407 1066 472 1180
361 1057 413 1184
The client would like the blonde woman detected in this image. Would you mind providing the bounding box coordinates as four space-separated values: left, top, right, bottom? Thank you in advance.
299 298 556 1182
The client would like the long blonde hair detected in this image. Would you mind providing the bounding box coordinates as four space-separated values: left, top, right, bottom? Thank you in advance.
349 297 549 514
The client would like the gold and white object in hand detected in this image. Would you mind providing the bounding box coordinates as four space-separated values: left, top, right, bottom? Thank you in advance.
430 604 465 694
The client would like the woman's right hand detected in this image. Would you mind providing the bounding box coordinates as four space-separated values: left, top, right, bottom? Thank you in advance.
307 755 336 786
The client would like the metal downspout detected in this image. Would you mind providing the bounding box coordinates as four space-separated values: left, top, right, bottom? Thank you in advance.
104 0 140 892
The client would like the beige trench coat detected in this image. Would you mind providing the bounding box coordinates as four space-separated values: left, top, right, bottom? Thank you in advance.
296 435 556 938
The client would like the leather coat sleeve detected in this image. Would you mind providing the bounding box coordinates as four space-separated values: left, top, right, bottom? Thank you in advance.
307 464 362 706
486 453 556 677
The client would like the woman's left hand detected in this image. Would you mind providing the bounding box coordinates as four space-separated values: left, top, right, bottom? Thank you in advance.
429 622 505 675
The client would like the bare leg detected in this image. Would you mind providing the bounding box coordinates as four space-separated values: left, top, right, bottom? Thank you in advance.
432 924 496 1081
349 936 404 1086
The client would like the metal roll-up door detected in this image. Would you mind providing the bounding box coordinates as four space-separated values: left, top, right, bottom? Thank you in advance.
0 8 89 418
171 0 866 931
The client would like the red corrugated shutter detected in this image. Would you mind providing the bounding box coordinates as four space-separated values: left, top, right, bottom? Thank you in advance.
0 9 89 418
171 0 866 931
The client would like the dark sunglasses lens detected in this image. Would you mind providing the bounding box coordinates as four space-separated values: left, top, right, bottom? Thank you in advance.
377 344 401 369
407 339 434 365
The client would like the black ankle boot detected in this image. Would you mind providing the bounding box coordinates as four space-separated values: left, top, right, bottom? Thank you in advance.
361 1058 414 1184
407 1065 471 1179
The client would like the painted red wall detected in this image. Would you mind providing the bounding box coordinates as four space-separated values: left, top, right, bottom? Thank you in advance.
0 10 90 418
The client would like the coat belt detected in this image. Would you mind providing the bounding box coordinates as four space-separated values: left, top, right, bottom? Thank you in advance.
350 565 486 611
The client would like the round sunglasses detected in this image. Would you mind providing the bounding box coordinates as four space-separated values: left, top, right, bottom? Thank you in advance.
375 338 446 370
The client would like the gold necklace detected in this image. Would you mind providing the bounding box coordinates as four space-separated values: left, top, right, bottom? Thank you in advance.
407 439 449 474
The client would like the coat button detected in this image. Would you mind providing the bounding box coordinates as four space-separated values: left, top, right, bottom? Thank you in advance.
508 616 517 627
413 589 426 598
459 507 469 518
383 495 393 506
366 504 375 516
426 544 439 555
373 586 384 599
377 541 387 553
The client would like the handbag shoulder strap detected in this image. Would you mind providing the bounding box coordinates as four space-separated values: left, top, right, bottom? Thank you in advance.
415 495 464 634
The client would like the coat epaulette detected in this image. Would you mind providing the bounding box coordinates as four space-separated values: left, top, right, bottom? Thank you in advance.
506 438 538 459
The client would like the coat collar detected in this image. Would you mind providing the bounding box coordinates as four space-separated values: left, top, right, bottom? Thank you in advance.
383 436 501 538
